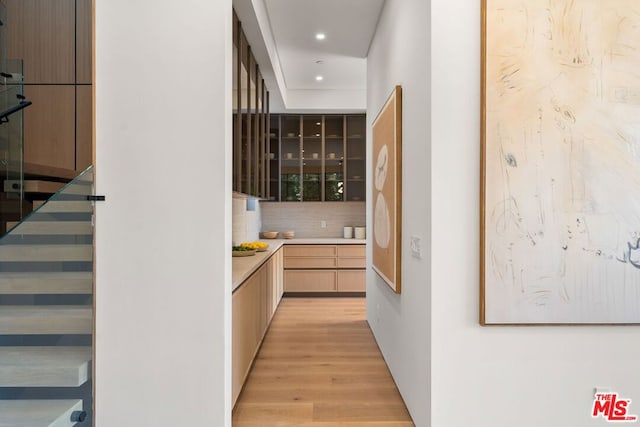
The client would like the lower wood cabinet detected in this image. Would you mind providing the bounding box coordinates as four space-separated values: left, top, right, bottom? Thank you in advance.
337 270 366 292
284 270 337 292
232 247 283 406
283 244 366 293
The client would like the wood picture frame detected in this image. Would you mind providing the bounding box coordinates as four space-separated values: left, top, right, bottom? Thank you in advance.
481 0 640 324
372 85 402 293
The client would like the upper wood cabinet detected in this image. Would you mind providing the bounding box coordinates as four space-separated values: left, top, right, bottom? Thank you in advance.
268 114 366 202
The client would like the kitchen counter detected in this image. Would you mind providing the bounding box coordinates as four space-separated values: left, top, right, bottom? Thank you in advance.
232 238 366 291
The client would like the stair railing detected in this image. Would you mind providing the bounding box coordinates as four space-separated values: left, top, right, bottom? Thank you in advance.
0 165 95 426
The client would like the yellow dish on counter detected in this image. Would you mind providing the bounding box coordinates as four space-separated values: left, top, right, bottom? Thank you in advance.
240 241 269 252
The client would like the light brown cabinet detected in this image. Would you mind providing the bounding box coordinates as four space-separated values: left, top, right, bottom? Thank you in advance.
232 247 283 407
283 244 366 293
284 270 337 292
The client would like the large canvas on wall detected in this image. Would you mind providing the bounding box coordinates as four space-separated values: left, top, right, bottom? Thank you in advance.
481 0 640 324
373 86 402 293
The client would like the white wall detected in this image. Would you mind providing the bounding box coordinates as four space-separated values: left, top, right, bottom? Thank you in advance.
430 1 640 427
366 0 431 425
94 0 232 425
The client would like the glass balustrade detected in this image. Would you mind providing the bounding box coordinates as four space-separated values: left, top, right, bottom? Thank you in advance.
0 165 95 426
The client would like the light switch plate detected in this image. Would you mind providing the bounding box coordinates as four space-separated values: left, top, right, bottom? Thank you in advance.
321 220 327 228
410 236 422 259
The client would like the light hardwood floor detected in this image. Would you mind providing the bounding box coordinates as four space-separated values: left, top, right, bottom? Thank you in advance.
233 297 414 427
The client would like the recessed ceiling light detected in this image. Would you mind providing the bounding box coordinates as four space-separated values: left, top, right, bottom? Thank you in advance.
316 122 321 126
315 75 323 81
315 33 326 40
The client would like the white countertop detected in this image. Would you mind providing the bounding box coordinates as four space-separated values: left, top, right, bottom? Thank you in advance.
232 238 366 292
275 237 366 245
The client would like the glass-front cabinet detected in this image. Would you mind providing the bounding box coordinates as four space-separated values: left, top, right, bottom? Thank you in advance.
302 116 322 201
268 114 365 202
280 115 301 201
324 116 344 201
346 115 366 201
268 116 280 200
232 11 270 198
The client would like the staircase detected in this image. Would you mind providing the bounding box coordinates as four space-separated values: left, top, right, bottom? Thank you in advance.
0 166 95 427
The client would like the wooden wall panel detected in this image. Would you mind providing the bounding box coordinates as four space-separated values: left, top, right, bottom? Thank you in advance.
24 85 75 170
75 0 92 84
23 0 75 83
4 0 25 64
75 86 92 170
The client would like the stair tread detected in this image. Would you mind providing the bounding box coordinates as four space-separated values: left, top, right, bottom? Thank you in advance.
0 272 92 294
0 306 92 335
3 181 65 195
35 201 92 214
0 399 83 427
0 347 91 387
6 221 92 235
0 245 92 262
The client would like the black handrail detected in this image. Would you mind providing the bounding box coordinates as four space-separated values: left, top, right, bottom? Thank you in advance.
0 100 32 124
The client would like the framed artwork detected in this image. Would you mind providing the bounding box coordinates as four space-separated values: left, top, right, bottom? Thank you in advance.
372 85 402 293
481 0 640 324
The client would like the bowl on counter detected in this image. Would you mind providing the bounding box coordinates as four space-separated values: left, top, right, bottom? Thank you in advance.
281 230 295 239
262 231 278 239
232 248 257 257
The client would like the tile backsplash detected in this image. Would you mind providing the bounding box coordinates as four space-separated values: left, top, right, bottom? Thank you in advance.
260 202 366 238
232 198 262 245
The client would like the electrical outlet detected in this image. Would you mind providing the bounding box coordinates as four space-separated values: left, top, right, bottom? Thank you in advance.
410 236 422 259
321 220 327 228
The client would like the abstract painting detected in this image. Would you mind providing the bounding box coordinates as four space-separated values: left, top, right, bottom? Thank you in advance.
481 0 640 324
373 86 402 293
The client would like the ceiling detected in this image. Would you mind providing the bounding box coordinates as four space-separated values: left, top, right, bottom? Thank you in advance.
264 0 384 91
234 0 385 112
